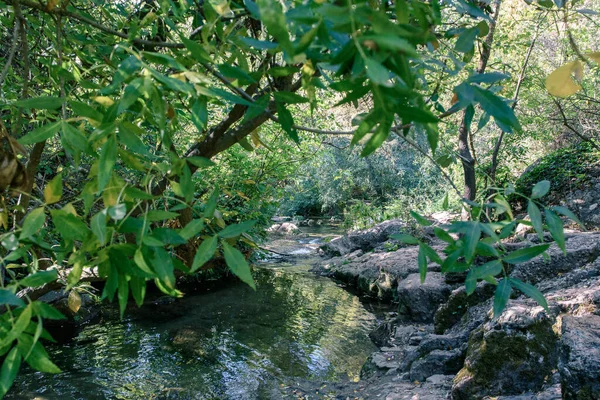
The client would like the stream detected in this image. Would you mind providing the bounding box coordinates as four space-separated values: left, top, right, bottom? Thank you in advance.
8 227 388 399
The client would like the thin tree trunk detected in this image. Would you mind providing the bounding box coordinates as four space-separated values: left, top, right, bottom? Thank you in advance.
458 0 502 202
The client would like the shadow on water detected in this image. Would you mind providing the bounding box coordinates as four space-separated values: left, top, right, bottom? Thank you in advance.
9 228 386 399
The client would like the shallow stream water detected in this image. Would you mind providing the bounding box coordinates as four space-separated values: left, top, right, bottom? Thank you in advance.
9 227 385 399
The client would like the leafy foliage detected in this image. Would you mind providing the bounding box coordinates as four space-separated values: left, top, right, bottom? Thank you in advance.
392 181 580 318
0 0 594 395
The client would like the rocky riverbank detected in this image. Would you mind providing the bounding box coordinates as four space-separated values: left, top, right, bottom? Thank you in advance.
312 220 600 399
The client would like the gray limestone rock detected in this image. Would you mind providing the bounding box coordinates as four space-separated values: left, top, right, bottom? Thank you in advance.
559 315 600 399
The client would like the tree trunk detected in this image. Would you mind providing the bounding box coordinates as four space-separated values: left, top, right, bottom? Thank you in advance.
459 0 502 202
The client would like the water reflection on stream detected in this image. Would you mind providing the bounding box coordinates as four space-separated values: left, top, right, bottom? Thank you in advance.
9 228 383 399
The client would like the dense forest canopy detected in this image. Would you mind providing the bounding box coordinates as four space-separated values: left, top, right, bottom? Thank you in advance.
0 0 598 395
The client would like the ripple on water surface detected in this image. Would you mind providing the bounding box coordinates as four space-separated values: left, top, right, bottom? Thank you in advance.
9 267 380 400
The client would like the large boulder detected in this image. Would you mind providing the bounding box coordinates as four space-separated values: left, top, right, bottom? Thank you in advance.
320 219 407 256
452 302 559 399
397 273 452 322
559 315 600 399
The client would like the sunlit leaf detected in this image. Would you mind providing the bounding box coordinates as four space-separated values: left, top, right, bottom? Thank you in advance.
190 235 218 273
222 241 256 289
545 61 583 98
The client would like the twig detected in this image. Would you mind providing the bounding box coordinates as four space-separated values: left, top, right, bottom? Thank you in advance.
0 14 20 91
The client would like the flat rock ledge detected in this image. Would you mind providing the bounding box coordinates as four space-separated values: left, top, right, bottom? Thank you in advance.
314 220 600 399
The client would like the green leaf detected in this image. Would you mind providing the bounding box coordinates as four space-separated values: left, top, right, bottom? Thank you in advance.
463 223 481 264
18 121 62 145
133 248 155 276
180 36 211 62
145 210 180 222
276 102 299 143
467 72 510 84
503 244 550 264
203 188 219 219
118 122 148 155
471 85 521 133
455 27 479 53
222 241 256 289
410 211 432 226
365 58 390 85
476 241 500 257
550 205 585 229
50 210 91 240
418 245 428 283
509 278 549 311
527 200 544 241
218 64 257 84
0 289 24 307
19 270 58 288
422 243 442 264
351 110 381 146
142 51 185 70
545 209 565 253
91 210 108 246
108 204 127 221
361 34 418 56
361 118 391 157
149 228 186 246
20 339 60 373
531 180 551 199
124 187 154 200
130 276 146 307
441 249 462 273
20 207 45 240
494 194 513 219
117 273 129 318
14 96 65 110
30 301 65 320
150 248 176 290
389 233 419 245
0 347 21 397
190 235 219 273
179 219 205 241
273 91 309 104
239 37 279 50
465 260 503 295
187 156 215 169
191 97 208 132
433 227 455 244
98 135 117 192
218 220 257 239
61 123 88 152
493 279 511 318
69 100 103 122
256 0 293 56
118 83 142 113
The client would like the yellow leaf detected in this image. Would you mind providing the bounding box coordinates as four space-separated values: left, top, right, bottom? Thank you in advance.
92 96 115 107
68 290 82 313
62 203 78 216
251 131 262 148
44 173 63 205
171 72 187 82
587 52 600 65
0 210 8 230
236 191 250 201
545 61 582 98
210 0 234 17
